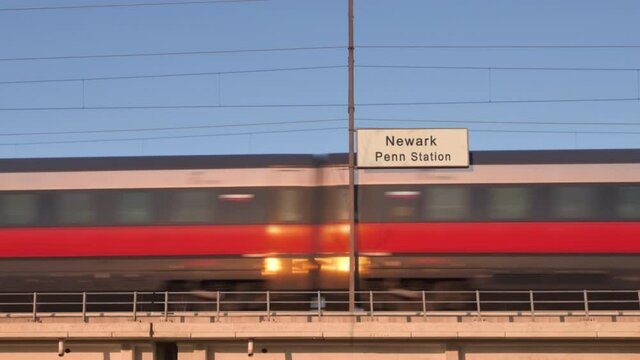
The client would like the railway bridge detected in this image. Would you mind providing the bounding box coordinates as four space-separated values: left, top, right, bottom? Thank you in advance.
0 290 638 359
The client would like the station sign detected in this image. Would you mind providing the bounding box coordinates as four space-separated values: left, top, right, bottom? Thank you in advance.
356 128 469 168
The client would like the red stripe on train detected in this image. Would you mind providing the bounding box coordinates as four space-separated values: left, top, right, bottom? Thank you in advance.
358 222 640 254
0 222 639 258
0 225 316 258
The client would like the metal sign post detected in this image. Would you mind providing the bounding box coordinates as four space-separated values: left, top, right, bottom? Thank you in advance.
347 0 357 313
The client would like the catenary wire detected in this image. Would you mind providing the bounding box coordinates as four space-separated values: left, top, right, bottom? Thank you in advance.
0 118 347 136
359 44 640 49
470 129 640 134
7 44 638 63
0 65 346 85
0 0 267 12
0 117 635 138
0 97 638 111
4 64 637 86
358 118 640 126
357 64 640 72
356 97 640 106
0 127 346 146
0 104 344 110
0 46 344 62
1 127 638 147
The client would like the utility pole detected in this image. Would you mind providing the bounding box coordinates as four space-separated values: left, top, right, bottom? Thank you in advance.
347 0 358 312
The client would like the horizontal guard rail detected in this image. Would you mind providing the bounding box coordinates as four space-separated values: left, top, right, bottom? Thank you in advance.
0 289 637 321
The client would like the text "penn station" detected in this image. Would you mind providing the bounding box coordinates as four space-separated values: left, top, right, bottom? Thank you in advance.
375 135 451 163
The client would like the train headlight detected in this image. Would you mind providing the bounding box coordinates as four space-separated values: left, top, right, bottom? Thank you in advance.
316 256 370 273
335 257 350 272
262 258 282 275
316 257 350 273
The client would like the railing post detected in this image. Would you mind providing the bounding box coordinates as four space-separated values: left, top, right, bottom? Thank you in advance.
475 290 481 318
529 290 536 318
82 292 87 323
369 291 374 318
422 290 427 318
32 292 37 322
583 290 590 320
529 290 535 319
637 290 640 311
163 291 169 321
266 291 270 320
216 291 220 322
132 291 137 321
317 290 322 319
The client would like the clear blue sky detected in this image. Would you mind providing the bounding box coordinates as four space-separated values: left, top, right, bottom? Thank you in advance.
1 0 640 158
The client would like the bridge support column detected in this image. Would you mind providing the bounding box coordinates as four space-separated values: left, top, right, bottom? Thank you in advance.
177 343 208 360
445 344 461 360
120 344 135 360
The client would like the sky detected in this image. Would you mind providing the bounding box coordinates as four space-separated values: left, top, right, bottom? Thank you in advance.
1 0 640 158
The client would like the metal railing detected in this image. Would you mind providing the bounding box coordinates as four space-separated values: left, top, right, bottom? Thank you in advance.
0 289 639 321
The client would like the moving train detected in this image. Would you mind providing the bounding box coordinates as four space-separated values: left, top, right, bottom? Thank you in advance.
0 149 639 293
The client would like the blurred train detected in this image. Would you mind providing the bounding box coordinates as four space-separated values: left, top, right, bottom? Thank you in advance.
0 149 639 293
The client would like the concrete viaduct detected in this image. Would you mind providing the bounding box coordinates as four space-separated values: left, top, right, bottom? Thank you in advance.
0 312 639 359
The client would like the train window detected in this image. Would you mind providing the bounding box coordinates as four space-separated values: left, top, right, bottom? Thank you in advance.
323 187 349 222
617 186 640 219
552 186 595 219
216 189 266 224
383 189 421 222
272 188 304 223
168 190 212 224
56 192 97 225
488 187 531 220
115 191 153 224
0 193 38 226
424 186 470 221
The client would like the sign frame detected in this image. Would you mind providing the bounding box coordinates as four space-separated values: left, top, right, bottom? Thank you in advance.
356 127 470 169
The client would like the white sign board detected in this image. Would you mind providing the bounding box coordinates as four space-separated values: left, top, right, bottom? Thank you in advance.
357 128 469 168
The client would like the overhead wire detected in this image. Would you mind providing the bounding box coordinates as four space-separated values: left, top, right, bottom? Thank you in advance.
359 44 640 49
2 126 639 147
4 6 638 149
0 116 634 138
0 104 344 110
0 127 346 146
1 45 637 63
357 64 640 72
0 118 347 136
3 64 638 86
470 129 640 134
358 118 640 126
0 97 639 111
0 0 267 12
0 44 636 63
0 65 346 85
356 97 640 106
0 46 345 62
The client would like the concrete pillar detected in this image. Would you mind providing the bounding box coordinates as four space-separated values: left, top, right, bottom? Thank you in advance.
193 345 208 360
120 344 135 360
445 344 461 360
178 343 208 360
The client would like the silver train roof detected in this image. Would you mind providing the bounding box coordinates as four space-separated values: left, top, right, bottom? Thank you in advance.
1 149 640 173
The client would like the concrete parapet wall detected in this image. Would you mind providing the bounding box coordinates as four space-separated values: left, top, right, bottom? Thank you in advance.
0 315 637 359
0 341 638 360
0 314 638 340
